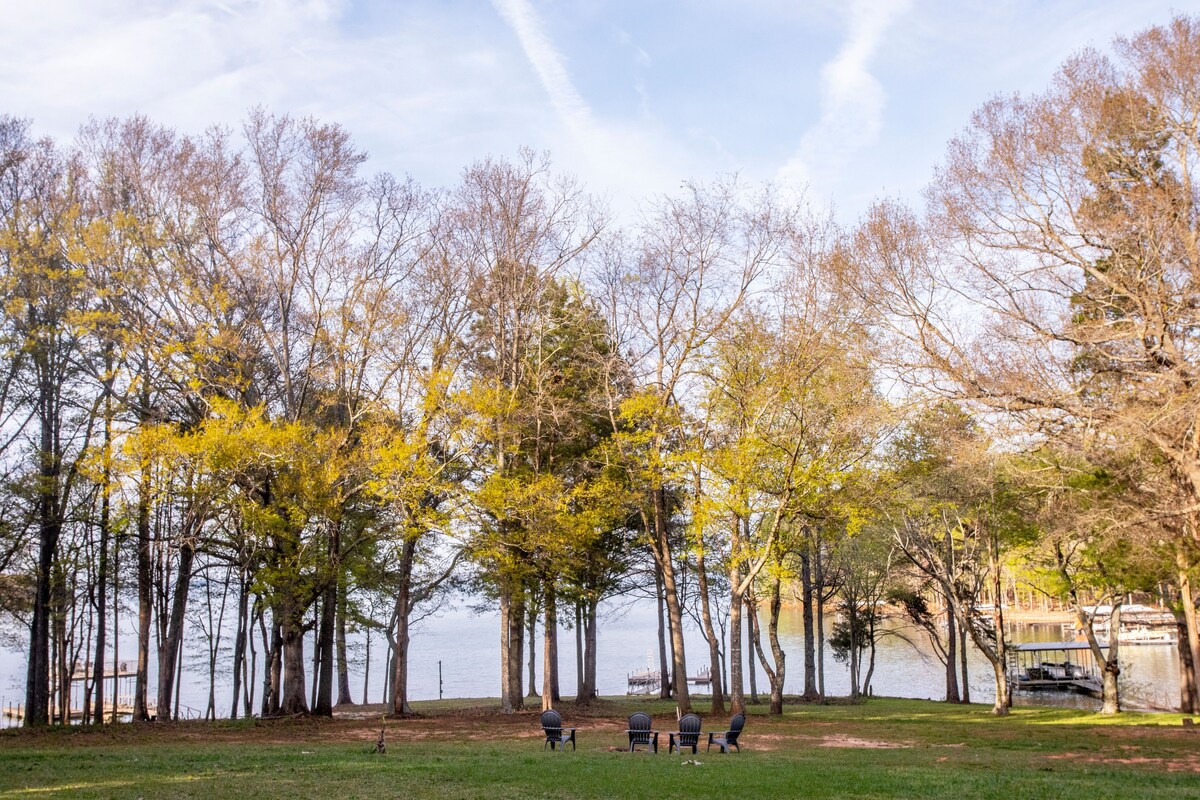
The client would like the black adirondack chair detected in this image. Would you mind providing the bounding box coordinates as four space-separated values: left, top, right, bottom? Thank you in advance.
626 712 660 753
669 713 702 754
540 709 576 751
706 713 745 753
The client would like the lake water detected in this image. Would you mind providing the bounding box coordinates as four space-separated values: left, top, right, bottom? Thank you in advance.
0 598 1182 727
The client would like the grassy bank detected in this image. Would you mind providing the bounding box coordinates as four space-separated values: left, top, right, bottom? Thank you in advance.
0 697 1196 799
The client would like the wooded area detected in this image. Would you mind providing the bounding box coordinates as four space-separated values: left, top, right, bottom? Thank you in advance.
1 15 1199 726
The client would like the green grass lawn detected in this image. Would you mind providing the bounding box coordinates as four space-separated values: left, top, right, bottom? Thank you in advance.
1 697 1196 799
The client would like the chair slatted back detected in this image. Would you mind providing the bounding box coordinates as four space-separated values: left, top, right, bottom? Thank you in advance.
541 709 563 739
677 713 701 747
628 712 653 745
726 713 745 745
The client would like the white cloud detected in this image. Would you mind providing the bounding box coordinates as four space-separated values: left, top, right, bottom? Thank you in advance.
0 1 550 188
491 0 595 141
616 28 653 68
778 0 912 195
488 0 700 215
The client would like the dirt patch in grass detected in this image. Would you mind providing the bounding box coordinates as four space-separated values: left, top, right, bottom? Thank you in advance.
815 734 912 749
1048 752 1200 773
740 731 911 751
0 708 680 750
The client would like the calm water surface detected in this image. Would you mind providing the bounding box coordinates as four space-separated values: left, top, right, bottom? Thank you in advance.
0 599 1182 726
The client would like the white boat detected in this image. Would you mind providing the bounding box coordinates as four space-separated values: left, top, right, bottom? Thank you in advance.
1097 627 1178 646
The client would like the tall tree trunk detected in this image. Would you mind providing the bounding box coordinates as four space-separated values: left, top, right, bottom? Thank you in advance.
278 600 309 716
362 624 371 705
944 587 960 703
25 364 62 727
982 637 1010 716
391 536 416 716
500 587 512 712
258 610 270 716
52 564 68 724
110 532 120 724
1177 551 1200 712
1100 604 1122 715
728 540 745 714
527 597 538 698
156 538 195 721
261 613 281 716
82 581 94 724
654 566 670 699
174 616 184 720
90 384 113 725
230 571 248 720
314 520 341 717
959 620 970 704
542 582 557 710
650 487 689 710
988 530 1010 715
314 583 336 716
815 531 826 700
311 601 320 711
864 612 878 696
584 599 598 702
134 463 153 721
336 578 353 706
800 544 817 700
848 605 860 699
382 640 393 708
90 565 107 725
575 601 585 701
47 599 58 724
510 590 525 709
941 522 961 705
499 582 525 712
391 599 412 716
1177 608 1198 713
695 534 726 714
752 572 786 715
549 596 560 703
746 596 759 705
245 606 256 717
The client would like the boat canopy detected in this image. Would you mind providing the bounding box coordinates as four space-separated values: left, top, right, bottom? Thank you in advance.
1012 641 1107 652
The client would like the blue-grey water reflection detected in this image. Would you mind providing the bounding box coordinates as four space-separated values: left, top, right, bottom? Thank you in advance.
0 599 1183 727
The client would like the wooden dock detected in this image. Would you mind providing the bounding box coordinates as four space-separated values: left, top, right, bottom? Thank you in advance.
627 670 661 694
626 666 712 695
2 698 153 724
2 661 158 727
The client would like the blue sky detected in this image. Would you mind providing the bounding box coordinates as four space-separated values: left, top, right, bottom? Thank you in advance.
0 0 1195 220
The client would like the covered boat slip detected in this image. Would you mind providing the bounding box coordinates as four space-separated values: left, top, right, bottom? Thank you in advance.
1008 641 1104 698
